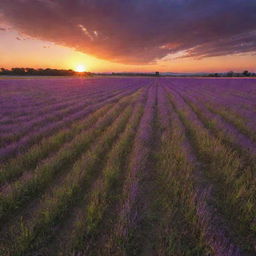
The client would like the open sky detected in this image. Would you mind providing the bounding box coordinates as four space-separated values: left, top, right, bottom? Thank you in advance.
0 0 255 73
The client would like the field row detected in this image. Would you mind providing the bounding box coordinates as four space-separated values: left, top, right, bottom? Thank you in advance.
0 77 256 256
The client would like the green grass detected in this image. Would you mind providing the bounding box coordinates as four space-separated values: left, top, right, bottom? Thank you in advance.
153 92 211 256
167 91 256 253
207 104 256 143
68 98 144 255
7 104 134 255
0 90 142 226
0 102 112 184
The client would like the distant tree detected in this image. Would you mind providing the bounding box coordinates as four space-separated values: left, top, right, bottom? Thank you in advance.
155 71 160 76
25 68 36 75
243 70 250 77
11 68 26 75
0 68 9 75
227 71 234 77
0 67 92 76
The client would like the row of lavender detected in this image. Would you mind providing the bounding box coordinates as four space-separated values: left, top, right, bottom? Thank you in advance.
162 77 256 255
0 77 149 254
0 78 145 132
0 77 256 255
0 78 150 161
165 78 256 131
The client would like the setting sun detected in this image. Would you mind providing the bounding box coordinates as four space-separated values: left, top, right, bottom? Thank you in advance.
74 64 87 72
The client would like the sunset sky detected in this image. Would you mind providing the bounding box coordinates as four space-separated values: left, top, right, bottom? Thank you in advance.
0 0 255 73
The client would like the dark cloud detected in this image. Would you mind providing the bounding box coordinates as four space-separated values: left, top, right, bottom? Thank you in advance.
0 0 255 63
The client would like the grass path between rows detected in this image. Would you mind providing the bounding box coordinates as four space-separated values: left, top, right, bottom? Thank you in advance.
1 90 144 255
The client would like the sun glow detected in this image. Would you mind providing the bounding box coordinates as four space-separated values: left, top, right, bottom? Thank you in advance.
74 64 87 72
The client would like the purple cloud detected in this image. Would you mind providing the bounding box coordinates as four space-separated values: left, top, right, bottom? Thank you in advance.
0 0 255 63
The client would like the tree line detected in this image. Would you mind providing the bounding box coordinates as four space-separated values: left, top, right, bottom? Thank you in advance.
208 70 256 77
0 68 92 76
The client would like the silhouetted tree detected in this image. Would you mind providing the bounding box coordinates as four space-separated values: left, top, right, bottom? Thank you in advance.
11 68 26 75
227 71 234 77
243 70 250 77
0 68 92 76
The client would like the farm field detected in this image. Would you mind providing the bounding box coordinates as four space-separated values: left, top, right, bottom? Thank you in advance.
0 77 256 256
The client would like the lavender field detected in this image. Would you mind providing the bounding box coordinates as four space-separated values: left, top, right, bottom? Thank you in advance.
0 77 256 256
